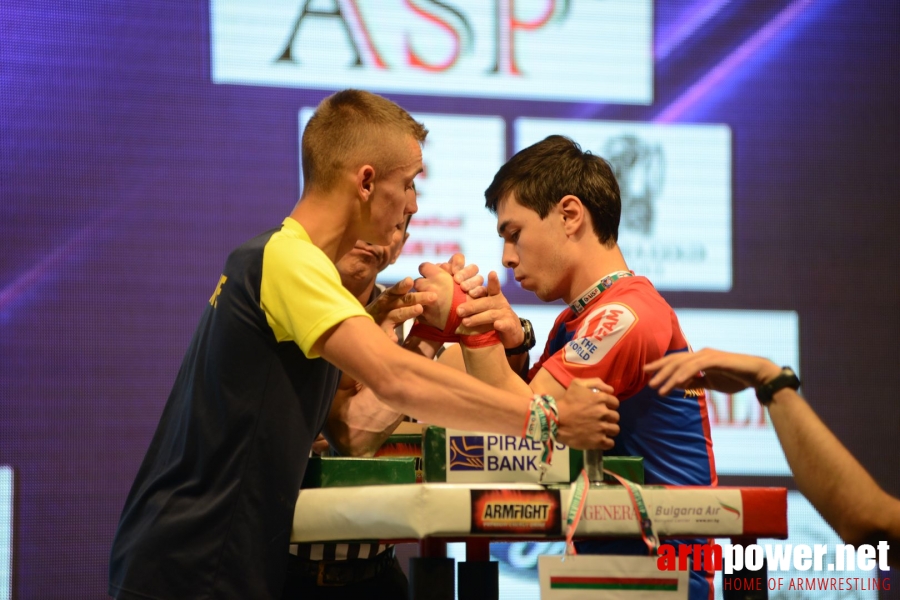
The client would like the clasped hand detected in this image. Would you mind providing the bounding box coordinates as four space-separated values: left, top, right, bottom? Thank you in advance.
413 257 521 345
367 253 483 340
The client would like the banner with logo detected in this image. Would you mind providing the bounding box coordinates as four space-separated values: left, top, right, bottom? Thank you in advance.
213 0 653 104
516 118 732 291
471 488 562 535
568 487 745 538
444 428 571 483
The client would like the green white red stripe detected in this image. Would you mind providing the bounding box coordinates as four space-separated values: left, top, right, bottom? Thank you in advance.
551 576 679 591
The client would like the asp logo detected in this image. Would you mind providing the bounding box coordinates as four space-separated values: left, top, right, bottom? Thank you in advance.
449 436 484 471
211 0 653 104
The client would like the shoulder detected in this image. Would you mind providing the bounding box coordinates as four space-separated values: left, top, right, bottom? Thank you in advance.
574 281 670 348
264 226 342 288
602 277 673 325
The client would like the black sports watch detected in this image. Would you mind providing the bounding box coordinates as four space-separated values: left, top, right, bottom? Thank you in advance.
755 367 801 405
505 318 536 356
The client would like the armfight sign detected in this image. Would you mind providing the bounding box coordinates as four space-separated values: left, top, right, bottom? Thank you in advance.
211 0 653 104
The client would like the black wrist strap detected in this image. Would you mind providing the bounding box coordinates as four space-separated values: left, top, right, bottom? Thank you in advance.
755 367 801 405
505 318 536 356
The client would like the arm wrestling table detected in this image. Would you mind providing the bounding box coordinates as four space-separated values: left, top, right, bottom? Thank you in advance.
292 482 788 599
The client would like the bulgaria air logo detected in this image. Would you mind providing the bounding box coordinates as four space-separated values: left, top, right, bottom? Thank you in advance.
719 500 741 520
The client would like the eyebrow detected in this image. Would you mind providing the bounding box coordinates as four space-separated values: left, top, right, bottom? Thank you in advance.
497 219 511 236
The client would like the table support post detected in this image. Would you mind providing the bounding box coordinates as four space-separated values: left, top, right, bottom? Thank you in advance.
459 539 498 600
409 538 454 600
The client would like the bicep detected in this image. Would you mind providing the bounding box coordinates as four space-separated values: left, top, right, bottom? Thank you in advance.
313 316 409 399
528 367 567 400
261 237 369 356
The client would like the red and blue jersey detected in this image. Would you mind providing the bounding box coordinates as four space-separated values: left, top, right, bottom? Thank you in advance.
529 275 717 599
529 275 716 486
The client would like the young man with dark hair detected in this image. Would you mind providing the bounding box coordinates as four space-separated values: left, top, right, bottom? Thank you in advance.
416 135 717 599
109 95 619 600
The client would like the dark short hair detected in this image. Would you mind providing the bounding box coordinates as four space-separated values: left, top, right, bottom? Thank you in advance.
484 135 621 246
302 89 428 193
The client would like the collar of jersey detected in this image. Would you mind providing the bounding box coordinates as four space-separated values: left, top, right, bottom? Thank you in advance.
568 270 635 315
281 217 312 243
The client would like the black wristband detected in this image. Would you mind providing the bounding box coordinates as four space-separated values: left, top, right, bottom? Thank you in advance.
505 318 536 356
755 367 801 405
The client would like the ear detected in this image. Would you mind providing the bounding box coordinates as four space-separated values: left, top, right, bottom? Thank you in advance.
356 165 376 201
558 195 585 235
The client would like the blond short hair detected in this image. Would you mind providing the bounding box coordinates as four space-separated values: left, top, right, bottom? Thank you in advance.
301 90 428 193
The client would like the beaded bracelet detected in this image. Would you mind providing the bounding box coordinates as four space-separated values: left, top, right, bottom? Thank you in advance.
522 394 559 480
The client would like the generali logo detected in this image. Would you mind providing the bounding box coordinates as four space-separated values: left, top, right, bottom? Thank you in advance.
211 0 652 103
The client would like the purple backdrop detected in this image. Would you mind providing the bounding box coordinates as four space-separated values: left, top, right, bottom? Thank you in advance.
1 0 898 597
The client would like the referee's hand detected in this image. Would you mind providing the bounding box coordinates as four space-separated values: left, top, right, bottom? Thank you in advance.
366 277 435 341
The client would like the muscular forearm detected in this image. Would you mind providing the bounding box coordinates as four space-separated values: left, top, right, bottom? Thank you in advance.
326 386 405 457
506 352 529 379
317 319 532 436
461 344 533 395
380 343 531 435
768 389 900 564
317 317 616 449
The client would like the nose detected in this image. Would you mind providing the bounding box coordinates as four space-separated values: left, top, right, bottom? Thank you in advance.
501 241 518 269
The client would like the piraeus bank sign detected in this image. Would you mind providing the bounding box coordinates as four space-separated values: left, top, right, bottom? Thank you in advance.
211 0 653 103
445 429 571 483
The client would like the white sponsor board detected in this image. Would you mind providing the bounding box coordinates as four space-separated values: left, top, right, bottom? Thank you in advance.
299 110 507 283
571 487 744 537
513 305 797 476
516 118 732 291
1 467 11 600
444 428 571 483
213 0 653 104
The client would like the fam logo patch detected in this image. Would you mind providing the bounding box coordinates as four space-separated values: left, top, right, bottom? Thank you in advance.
564 303 637 366
449 436 484 471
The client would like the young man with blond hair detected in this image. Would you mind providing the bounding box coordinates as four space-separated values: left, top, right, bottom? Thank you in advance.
109 93 619 599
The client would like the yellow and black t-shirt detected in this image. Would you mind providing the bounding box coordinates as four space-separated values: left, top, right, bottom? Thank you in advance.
109 218 370 600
